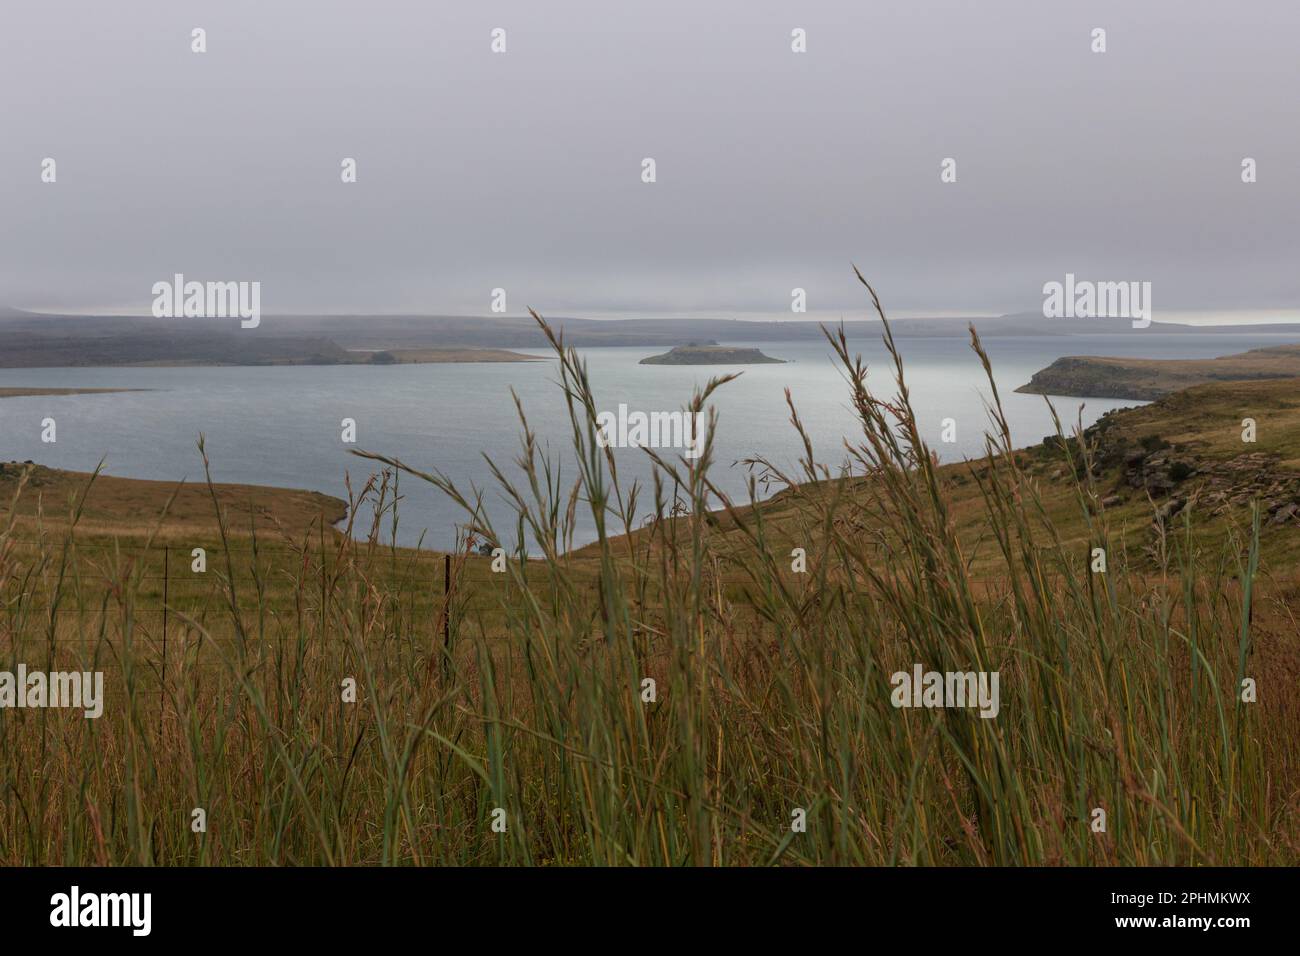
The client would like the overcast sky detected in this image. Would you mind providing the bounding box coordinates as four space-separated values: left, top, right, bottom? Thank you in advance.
1 0 1296 321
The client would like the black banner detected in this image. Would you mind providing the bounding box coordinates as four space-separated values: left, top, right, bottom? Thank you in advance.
0 866 1273 942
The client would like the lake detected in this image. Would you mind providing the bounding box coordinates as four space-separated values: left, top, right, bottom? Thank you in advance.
1 332 1293 550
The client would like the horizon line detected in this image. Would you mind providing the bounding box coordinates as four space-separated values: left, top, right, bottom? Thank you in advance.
7 306 1300 328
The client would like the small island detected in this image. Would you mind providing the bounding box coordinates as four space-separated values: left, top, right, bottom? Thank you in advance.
640 343 786 366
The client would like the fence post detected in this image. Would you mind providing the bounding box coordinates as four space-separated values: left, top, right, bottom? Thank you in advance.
442 553 452 679
160 545 168 738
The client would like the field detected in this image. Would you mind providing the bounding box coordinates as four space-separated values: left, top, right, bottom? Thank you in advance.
1 286 1297 866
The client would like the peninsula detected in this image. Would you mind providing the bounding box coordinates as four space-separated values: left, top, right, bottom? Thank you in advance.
1017 343 1300 400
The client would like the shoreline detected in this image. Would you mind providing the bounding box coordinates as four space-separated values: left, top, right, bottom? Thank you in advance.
0 348 548 371
0 387 152 399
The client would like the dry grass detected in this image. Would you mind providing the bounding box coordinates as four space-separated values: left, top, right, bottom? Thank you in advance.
0 273 1297 866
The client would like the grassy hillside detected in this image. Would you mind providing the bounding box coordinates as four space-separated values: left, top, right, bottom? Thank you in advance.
0 461 346 539
1 290 1297 867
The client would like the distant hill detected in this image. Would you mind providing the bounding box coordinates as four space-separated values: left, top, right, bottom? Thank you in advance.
251 312 1300 346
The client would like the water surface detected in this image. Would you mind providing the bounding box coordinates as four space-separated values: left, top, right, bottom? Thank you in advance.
1 332 1291 550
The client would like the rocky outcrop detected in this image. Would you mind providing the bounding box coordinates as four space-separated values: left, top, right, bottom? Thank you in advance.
1063 414 1300 531
1195 452 1300 524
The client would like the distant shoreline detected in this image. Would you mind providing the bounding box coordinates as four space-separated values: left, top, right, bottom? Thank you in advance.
0 348 546 370
0 387 151 399
345 348 546 365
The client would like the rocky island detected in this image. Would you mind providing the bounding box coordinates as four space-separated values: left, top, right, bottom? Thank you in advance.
639 343 786 366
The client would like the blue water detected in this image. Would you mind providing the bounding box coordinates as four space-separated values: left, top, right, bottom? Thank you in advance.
1 333 1293 550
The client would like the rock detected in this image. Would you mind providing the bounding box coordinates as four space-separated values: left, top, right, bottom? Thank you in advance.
1270 503 1298 525
1145 475 1174 496
1101 494 1122 508
1155 497 1186 522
